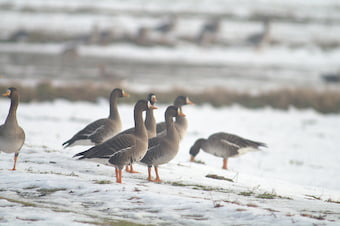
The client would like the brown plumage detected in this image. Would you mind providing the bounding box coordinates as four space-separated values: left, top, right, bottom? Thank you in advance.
141 105 184 182
63 88 128 148
74 99 157 183
190 132 267 169
0 87 25 170
156 96 194 140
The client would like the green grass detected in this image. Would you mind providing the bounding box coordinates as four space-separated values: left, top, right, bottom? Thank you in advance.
239 191 254 196
37 188 67 196
256 192 277 199
0 196 37 207
205 174 233 182
93 180 113 184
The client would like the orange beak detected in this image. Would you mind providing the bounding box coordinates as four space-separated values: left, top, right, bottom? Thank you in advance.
190 156 195 162
122 90 129 97
178 108 186 117
2 90 10 97
186 97 195 105
150 105 158 110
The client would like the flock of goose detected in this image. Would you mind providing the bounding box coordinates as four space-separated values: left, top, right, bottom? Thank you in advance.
0 87 266 183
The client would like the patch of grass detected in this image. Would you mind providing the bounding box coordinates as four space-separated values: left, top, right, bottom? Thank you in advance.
169 181 188 187
239 191 254 196
193 159 205 165
0 196 37 207
23 186 39 190
26 168 79 177
76 219 150 226
300 213 326 221
93 180 113 184
16 217 40 222
37 188 67 196
236 208 247 212
326 198 340 204
205 174 233 182
2 84 340 113
256 192 277 199
167 181 232 193
246 203 259 208
305 194 321 200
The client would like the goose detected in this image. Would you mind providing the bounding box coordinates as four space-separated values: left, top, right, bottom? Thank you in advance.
73 99 157 183
118 93 157 138
189 132 267 170
156 96 193 139
117 93 157 173
141 105 184 182
63 88 128 148
0 88 25 170
246 18 271 50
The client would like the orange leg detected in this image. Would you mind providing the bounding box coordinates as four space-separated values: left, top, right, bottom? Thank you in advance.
125 165 131 172
153 166 161 182
116 168 122 183
10 153 19 171
147 167 153 181
126 164 140 173
222 158 228 170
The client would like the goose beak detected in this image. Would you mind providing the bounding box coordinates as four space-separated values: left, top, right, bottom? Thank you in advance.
2 90 10 97
150 105 158 110
122 90 129 97
178 108 186 117
190 156 195 162
186 97 195 105
152 96 158 103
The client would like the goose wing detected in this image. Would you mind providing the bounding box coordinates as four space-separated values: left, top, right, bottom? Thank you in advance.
74 134 135 159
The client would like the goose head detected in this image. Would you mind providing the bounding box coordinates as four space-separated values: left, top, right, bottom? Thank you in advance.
165 105 186 119
147 93 158 105
189 138 206 162
174 96 194 107
2 87 18 100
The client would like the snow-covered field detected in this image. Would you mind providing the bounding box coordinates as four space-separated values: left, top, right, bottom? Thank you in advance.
1 98 339 225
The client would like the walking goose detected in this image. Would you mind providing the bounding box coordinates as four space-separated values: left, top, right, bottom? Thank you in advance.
118 93 157 173
189 132 267 169
156 96 193 139
0 88 25 170
63 88 128 148
141 105 184 182
73 100 157 183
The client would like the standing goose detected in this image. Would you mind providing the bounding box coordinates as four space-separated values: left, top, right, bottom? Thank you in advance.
73 100 157 183
117 93 157 173
156 96 193 139
118 93 157 138
141 105 184 182
0 88 25 170
63 88 128 148
189 132 267 170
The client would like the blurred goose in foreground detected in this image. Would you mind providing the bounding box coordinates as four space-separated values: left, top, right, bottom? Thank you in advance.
190 132 267 170
63 88 128 148
141 105 184 182
156 96 193 139
73 100 157 183
117 93 158 173
0 88 25 170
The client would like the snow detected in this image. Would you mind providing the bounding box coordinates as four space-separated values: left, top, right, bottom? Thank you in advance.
1 99 340 225
1 0 340 224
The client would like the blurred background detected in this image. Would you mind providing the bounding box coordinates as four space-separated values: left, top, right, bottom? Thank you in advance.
1 0 340 112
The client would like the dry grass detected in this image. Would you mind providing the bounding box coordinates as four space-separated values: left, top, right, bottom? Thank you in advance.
1 83 340 114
